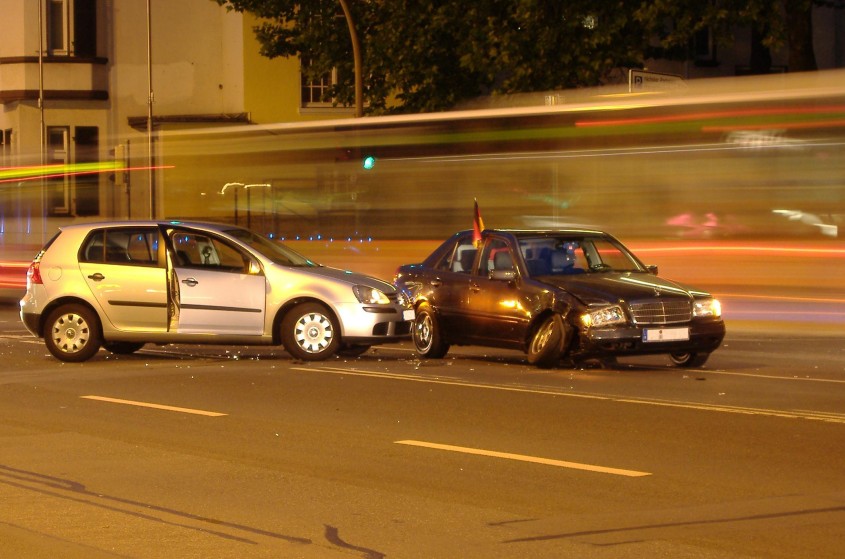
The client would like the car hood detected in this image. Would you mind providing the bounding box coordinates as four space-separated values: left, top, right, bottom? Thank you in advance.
282 264 396 292
539 272 709 306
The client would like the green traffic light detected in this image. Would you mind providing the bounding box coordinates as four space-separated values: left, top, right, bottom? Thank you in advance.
362 155 376 170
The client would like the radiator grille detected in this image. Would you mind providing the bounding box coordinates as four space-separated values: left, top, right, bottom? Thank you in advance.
629 300 692 325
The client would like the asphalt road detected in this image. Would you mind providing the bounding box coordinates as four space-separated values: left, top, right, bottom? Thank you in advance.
1 304 844 559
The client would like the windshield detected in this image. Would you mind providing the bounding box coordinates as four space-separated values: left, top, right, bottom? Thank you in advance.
517 235 644 276
225 228 318 267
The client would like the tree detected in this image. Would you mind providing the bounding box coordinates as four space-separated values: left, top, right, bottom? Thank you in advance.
215 0 649 114
216 0 841 114
636 0 845 73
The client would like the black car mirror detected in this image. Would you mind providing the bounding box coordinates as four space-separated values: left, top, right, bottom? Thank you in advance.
490 269 516 282
646 264 658 275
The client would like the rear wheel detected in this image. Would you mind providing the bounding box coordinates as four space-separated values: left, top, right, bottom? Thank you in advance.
281 302 340 361
527 314 566 369
670 352 710 367
43 304 102 362
413 305 449 358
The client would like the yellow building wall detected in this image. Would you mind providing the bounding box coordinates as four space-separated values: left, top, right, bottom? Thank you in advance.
241 14 355 124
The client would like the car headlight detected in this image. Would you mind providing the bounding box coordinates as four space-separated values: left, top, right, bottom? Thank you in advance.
693 298 722 318
353 285 391 305
580 305 626 328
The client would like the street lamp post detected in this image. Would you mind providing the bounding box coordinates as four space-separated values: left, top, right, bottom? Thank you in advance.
338 0 363 118
221 183 270 228
146 0 156 218
38 0 46 243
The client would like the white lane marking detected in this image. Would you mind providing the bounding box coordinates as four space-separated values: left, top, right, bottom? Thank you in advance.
395 440 651 477
81 395 227 417
293 366 845 424
707 369 845 384
292 366 609 401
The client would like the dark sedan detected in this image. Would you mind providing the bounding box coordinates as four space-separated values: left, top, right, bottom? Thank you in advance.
394 229 725 368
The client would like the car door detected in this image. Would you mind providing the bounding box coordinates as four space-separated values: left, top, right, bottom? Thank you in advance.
466 236 530 346
79 227 168 332
166 227 266 335
425 235 476 340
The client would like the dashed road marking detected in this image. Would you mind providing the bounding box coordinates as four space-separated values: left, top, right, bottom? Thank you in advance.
81 395 226 416
395 440 651 477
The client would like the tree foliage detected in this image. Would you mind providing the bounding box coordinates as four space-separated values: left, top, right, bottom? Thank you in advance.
636 0 845 72
216 0 648 114
215 0 840 115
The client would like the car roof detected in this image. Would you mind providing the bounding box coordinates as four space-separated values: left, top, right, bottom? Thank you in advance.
454 228 610 237
57 220 244 233
494 228 608 236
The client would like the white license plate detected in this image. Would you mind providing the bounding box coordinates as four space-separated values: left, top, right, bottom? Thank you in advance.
643 327 689 342
403 309 416 321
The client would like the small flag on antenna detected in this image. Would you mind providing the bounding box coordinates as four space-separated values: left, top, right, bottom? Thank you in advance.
472 198 485 247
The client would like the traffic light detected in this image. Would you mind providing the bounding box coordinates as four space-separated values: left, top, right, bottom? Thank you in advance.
362 155 376 170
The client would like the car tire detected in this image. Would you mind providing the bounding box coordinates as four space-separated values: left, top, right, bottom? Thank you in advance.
413 305 449 359
338 344 371 357
670 352 710 367
281 302 340 361
598 356 619 369
103 342 146 355
527 314 566 369
43 304 102 362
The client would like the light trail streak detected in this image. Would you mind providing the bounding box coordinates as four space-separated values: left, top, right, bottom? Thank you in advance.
0 163 174 185
630 245 845 258
574 105 845 129
381 138 845 165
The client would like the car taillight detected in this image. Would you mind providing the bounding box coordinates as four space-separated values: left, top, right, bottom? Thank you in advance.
27 261 43 285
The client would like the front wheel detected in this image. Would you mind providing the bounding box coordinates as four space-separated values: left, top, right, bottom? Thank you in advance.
281 302 340 361
103 341 146 355
670 352 710 368
338 344 371 357
43 304 102 362
527 314 566 368
413 305 449 359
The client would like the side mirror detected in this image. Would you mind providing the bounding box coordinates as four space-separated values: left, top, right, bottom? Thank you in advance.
248 259 263 275
490 269 516 282
646 265 658 275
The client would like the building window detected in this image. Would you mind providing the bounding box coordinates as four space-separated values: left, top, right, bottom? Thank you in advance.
300 59 338 108
47 0 97 56
1 129 12 167
693 27 717 66
45 126 101 216
47 0 69 53
74 126 99 216
47 126 70 215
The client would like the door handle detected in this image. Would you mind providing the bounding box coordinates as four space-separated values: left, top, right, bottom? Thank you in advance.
431 279 442 288
469 282 481 293
181 278 198 287
87 273 105 282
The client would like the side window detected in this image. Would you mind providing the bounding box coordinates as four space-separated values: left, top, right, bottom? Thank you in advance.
171 232 249 273
479 239 513 277
446 239 477 274
80 228 158 266
81 230 105 262
433 237 477 274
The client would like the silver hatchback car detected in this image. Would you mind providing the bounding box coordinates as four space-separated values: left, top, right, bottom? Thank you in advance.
20 220 413 362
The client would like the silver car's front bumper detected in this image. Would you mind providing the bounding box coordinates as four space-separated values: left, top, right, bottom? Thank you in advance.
334 302 414 343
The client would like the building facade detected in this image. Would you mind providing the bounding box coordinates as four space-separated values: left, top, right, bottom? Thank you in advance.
1 1 843 248
0 0 354 246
